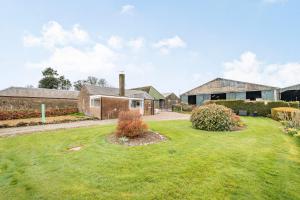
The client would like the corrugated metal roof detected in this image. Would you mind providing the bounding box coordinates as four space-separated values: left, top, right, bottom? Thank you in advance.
182 78 279 96
84 85 154 100
131 86 165 100
281 84 300 93
0 87 79 99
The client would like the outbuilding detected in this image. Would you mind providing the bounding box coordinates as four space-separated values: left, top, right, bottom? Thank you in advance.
0 87 79 111
78 73 154 120
181 78 280 105
280 84 300 101
162 93 181 110
131 86 165 109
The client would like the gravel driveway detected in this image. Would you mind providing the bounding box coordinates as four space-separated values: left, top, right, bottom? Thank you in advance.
0 112 190 137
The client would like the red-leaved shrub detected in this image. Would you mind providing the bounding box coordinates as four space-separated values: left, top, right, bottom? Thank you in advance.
116 110 148 138
0 108 78 120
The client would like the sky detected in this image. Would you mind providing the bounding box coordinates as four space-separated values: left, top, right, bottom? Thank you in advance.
0 0 300 95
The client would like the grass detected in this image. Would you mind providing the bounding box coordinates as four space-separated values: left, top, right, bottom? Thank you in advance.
0 117 299 199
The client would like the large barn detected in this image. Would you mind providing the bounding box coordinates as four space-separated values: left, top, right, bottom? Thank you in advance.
181 78 280 105
78 73 154 120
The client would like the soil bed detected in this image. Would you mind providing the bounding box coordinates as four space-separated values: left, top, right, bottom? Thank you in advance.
107 131 167 146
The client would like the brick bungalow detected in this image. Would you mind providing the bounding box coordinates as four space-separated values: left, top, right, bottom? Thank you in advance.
78 73 154 120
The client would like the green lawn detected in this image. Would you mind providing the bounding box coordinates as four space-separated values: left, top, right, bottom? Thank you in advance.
0 117 300 200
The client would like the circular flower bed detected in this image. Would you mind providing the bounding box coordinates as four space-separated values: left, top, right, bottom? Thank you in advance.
190 104 242 131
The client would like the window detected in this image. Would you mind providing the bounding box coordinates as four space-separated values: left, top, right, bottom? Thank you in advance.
130 100 141 108
246 91 262 101
91 98 100 107
211 93 226 100
188 95 196 105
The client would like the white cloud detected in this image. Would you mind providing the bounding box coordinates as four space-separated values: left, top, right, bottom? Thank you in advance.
223 51 300 87
128 37 145 50
107 35 123 49
154 36 186 55
120 4 135 15
23 21 89 49
23 21 154 84
26 44 119 74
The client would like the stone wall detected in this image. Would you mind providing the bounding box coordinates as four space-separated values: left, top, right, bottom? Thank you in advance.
0 96 78 111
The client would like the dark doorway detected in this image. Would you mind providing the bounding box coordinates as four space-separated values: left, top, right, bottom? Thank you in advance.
188 95 196 105
246 91 262 101
281 90 300 101
211 93 226 100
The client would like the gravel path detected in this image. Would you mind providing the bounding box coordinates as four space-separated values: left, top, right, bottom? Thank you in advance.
0 112 190 137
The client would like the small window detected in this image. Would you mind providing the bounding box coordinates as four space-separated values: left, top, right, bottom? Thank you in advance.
131 100 141 108
211 93 226 100
91 98 100 107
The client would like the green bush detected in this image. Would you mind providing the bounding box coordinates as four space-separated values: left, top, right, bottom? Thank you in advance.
205 100 299 117
190 104 239 131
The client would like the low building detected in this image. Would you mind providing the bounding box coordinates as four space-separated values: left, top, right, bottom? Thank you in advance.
78 73 154 119
0 87 79 111
181 78 280 105
280 84 300 101
131 86 165 109
162 93 181 110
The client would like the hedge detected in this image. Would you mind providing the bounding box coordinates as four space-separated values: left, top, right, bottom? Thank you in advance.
271 107 300 121
0 108 79 120
205 100 299 117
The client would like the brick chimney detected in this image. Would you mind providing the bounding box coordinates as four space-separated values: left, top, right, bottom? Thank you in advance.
119 72 125 96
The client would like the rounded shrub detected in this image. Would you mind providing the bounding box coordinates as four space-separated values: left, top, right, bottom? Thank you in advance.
190 104 239 131
116 110 148 138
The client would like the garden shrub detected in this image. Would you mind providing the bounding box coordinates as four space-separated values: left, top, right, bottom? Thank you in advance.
273 107 300 137
190 104 241 131
0 108 78 120
116 110 148 138
172 103 195 112
205 100 299 117
271 107 300 121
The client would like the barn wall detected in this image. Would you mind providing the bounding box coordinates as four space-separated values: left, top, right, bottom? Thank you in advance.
196 94 210 105
262 90 275 101
101 97 129 120
0 96 78 111
180 95 188 104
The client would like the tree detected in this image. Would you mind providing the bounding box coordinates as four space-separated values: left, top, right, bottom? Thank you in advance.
58 76 72 90
73 80 86 91
38 67 72 90
73 76 109 91
98 78 108 87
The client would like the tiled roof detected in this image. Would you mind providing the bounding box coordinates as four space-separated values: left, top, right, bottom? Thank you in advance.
84 85 154 100
182 78 279 96
0 87 79 99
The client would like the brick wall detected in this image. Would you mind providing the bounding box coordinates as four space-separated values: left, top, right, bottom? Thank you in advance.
101 97 129 120
0 96 78 111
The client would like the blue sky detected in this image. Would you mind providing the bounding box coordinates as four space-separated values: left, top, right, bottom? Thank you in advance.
0 0 300 94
